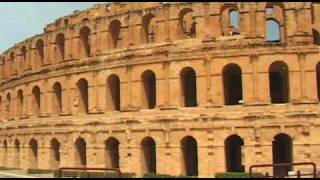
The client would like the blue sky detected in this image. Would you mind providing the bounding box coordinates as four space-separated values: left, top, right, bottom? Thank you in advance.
0 2 102 53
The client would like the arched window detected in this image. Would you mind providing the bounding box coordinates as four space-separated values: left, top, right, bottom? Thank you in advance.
269 61 289 104
180 67 197 107
266 19 280 42
17 90 24 118
80 26 91 57
106 75 120 111
75 138 86 167
105 137 120 169
141 137 156 175
2 140 7 167
56 33 65 60
313 29 320 45
316 63 320 101
179 8 196 39
77 78 88 114
225 135 244 172
29 139 38 169
181 136 198 176
6 93 11 120
50 138 60 169
229 9 240 28
32 86 41 116
141 70 156 109
142 14 156 43
21 46 27 71
53 82 62 115
14 139 20 168
109 20 122 48
273 134 293 177
35 39 44 67
223 64 243 105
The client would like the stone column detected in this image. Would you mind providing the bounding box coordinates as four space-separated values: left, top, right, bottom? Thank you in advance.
204 56 213 107
298 53 308 102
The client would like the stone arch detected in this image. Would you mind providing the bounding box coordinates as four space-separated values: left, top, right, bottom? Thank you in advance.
76 78 88 114
35 39 44 69
317 62 320 101
265 2 286 41
17 89 24 118
32 86 41 116
56 33 65 61
106 74 120 111
52 82 62 115
79 26 91 58
6 93 11 120
13 139 20 168
180 67 197 107
223 64 243 105
312 29 320 45
269 61 289 104
2 140 7 167
178 8 196 39
225 134 244 172
141 136 156 175
29 138 38 169
265 18 281 42
221 4 240 36
181 136 198 176
75 137 86 167
50 138 60 169
142 14 156 43
105 137 120 169
141 70 156 109
109 20 122 48
272 133 293 177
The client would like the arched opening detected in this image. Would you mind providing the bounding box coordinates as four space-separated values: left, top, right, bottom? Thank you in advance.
32 86 41 116
76 78 88 114
14 139 20 168
179 8 196 39
317 63 320 101
272 134 293 177
50 138 60 169
141 137 156 175
29 139 38 169
181 136 198 176
109 20 122 48
17 90 24 118
56 33 65 60
75 138 86 167
180 67 197 107
223 64 243 105
6 93 11 120
313 29 320 45
2 140 7 167
106 75 120 111
225 135 244 172
266 19 280 42
269 61 289 104
80 26 91 57
105 137 120 169
142 14 156 43
229 9 240 28
35 39 44 68
141 70 156 109
53 82 62 115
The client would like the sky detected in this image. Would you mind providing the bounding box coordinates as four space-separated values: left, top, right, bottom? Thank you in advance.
0 2 102 53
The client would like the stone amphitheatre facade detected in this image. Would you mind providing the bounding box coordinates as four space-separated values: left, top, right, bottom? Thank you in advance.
0 2 320 177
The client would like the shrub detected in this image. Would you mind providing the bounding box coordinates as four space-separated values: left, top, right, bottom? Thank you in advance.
27 168 54 174
143 173 197 178
214 172 265 178
53 170 135 178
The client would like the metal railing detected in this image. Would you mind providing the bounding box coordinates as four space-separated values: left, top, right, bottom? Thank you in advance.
249 162 317 178
57 167 121 178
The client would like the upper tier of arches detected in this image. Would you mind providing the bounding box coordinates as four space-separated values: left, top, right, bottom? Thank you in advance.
0 2 317 81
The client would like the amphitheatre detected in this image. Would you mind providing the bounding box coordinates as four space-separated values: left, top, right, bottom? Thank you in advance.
0 1 320 178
